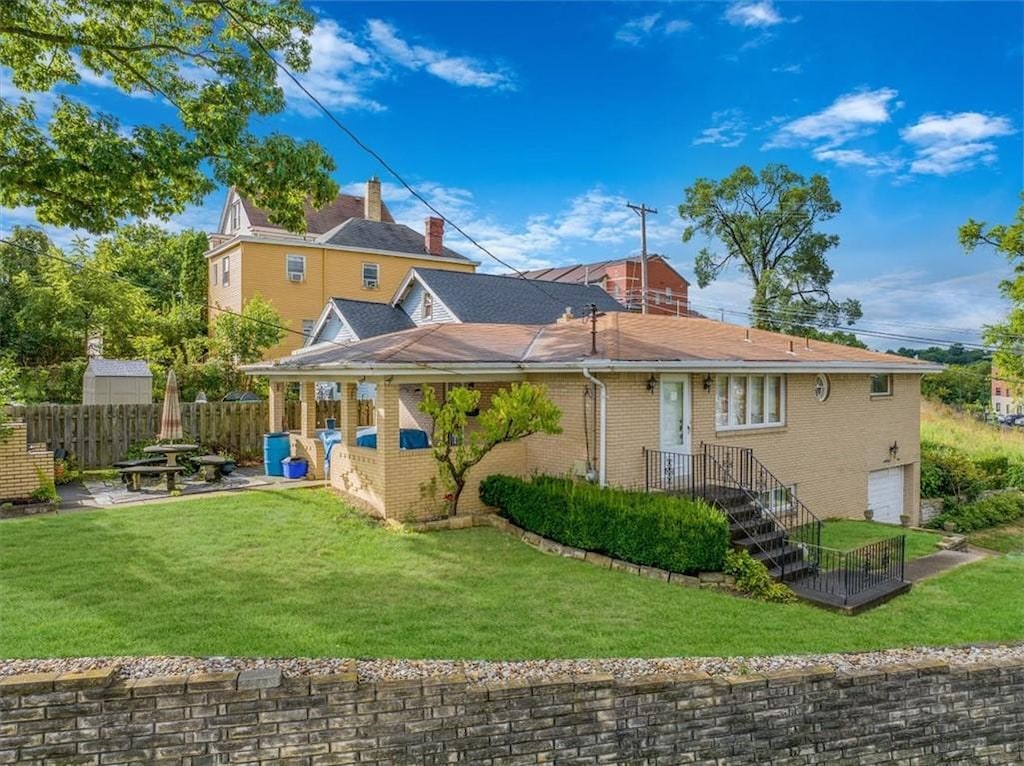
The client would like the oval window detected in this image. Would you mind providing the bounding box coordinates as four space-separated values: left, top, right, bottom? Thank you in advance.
814 374 831 402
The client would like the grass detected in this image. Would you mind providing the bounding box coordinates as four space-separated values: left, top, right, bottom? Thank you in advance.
820 520 944 561
1 489 1021 660
921 400 1024 462
968 520 1024 554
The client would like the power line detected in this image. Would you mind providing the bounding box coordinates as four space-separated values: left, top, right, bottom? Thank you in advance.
212 0 569 310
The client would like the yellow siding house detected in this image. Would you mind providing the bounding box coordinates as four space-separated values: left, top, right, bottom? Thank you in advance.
205 178 478 358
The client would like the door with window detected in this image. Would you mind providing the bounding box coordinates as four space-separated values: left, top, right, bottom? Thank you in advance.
659 376 692 479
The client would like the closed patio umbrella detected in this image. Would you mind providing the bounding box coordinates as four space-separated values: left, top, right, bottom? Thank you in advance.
158 369 183 442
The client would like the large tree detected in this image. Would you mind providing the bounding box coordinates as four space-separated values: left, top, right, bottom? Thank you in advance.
1 0 337 233
679 164 862 333
959 197 1024 380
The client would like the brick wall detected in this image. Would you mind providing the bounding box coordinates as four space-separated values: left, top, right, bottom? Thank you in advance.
0 422 54 501
1 658 1020 765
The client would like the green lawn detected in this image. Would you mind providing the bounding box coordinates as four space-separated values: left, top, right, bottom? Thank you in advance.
1 489 1021 660
968 520 1024 554
820 520 944 561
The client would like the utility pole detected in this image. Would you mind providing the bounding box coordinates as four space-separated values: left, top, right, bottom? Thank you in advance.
626 202 657 314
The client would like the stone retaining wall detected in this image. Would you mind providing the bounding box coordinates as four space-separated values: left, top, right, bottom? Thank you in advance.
1 658 1021 765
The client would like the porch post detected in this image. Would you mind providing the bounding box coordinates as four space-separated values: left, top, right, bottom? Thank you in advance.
268 380 287 433
299 380 317 437
375 382 400 453
339 382 359 443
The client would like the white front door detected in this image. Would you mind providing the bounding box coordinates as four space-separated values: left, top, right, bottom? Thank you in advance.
659 376 691 455
868 467 905 524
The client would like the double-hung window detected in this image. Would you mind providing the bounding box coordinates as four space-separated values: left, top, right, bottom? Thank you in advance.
286 254 306 282
422 292 434 320
362 263 380 289
221 256 230 287
715 374 784 430
211 263 218 286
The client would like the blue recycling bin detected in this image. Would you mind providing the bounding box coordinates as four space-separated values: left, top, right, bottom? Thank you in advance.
281 456 308 480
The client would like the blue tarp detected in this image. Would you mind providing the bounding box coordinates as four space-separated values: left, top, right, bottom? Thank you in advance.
355 429 430 450
318 429 343 475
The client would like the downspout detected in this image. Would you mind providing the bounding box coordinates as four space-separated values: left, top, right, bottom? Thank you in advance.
581 368 606 487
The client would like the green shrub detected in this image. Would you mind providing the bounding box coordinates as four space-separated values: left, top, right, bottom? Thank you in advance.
928 489 1024 533
479 474 729 574
30 469 59 504
1005 462 1024 490
920 441 984 500
723 549 796 603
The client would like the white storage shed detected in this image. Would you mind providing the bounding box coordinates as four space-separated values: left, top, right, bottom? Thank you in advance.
82 359 153 405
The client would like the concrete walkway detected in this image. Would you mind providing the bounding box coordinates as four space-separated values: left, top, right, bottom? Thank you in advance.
904 547 990 583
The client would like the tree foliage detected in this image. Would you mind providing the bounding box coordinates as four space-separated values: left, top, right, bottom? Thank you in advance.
920 361 992 411
678 164 861 333
211 294 286 366
419 383 562 515
0 0 337 233
960 197 1024 381
890 344 990 366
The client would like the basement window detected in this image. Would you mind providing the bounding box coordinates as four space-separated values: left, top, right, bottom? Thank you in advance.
715 374 784 430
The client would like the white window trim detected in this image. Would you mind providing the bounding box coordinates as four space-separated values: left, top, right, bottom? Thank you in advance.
221 255 230 287
869 373 893 397
423 291 434 319
286 253 306 282
362 262 380 290
715 374 786 432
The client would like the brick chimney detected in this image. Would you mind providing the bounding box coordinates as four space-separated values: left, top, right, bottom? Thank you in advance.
425 216 444 257
364 176 382 222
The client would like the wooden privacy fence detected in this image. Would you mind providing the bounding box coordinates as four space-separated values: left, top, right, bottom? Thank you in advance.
3 401 372 469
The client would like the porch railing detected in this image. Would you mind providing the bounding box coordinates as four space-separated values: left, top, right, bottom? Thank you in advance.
701 443 822 548
792 536 906 605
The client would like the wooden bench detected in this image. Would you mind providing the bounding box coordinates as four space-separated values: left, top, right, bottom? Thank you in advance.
118 465 186 492
193 455 228 483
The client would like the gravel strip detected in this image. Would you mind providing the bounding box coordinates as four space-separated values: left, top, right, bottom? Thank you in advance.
2 643 1021 682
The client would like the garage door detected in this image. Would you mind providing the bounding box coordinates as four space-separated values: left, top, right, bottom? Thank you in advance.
868 467 904 524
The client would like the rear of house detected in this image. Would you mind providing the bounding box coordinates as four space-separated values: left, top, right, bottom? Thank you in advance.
247 313 937 526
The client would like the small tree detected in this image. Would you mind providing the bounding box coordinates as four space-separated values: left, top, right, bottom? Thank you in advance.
419 382 562 515
212 294 286 367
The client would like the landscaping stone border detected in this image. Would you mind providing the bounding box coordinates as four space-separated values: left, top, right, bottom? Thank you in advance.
409 512 736 590
1 656 1021 764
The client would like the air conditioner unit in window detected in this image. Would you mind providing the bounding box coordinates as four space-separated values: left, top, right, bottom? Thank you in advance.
364 279 378 289
288 271 304 282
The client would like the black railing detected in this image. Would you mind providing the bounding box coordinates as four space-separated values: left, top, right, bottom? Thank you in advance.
701 443 822 548
643 445 906 605
790 536 906 605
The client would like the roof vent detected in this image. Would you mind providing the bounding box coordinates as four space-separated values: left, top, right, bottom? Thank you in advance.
560 306 575 322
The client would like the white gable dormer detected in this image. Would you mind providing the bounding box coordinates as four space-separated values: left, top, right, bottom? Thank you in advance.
217 189 252 237
297 302 359 353
392 270 459 326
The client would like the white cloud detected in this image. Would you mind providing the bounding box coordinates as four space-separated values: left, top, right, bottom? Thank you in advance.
693 109 747 148
281 20 385 115
614 14 692 45
724 1 787 28
664 19 694 35
366 20 513 90
901 112 1016 175
766 87 900 149
772 63 802 74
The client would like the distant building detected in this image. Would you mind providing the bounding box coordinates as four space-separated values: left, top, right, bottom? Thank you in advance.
991 368 1022 416
82 359 152 405
519 255 692 316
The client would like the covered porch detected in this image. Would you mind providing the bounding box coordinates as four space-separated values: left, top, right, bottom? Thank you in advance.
265 373 530 521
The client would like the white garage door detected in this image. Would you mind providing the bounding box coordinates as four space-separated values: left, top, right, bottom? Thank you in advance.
868 467 904 525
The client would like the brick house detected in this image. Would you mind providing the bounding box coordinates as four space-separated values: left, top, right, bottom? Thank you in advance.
246 313 939 532
991 368 1022 416
521 255 691 316
205 179 478 358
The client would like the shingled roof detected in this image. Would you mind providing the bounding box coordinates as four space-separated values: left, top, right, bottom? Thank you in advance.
85 359 152 377
238 193 395 235
408 268 625 323
253 313 942 374
324 219 472 262
328 298 415 339
519 255 689 285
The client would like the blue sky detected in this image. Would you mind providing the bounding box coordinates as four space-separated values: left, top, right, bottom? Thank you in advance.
2 1 1022 348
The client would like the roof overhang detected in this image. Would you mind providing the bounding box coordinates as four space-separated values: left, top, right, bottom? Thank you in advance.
203 234 480 266
242 358 944 380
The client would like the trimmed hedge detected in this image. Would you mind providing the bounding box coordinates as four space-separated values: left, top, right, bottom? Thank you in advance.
928 489 1024 533
479 475 729 574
